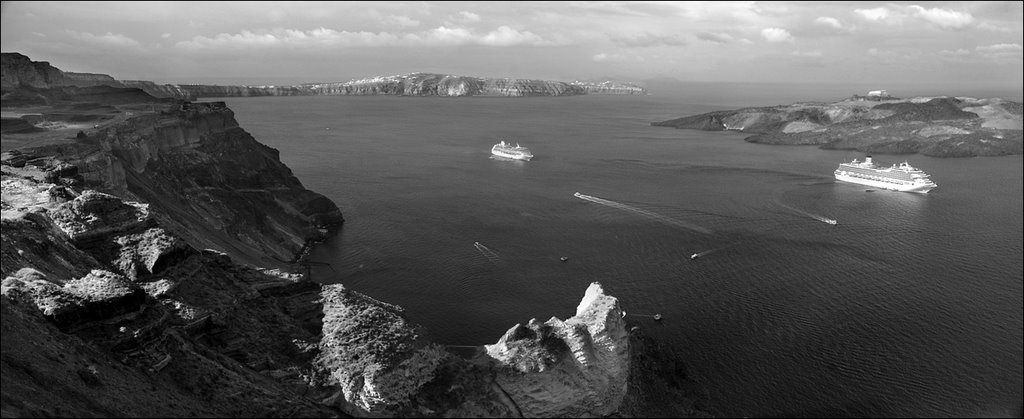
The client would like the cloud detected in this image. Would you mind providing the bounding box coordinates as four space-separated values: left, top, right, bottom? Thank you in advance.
479 26 543 46
976 43 1023 61
696 32 736 44
385 15 421 28
592 52 626 62
423 26 475 44
452 11 481 23
977 22 1017 33
176 25 550 51
855 7 890 22
908 5 974 29
790 50 822 57
939 48 970 56
760 28 793 43
855 5 974 29
611 32 686 47
176 28 400 50
814 16 844 30
66 30 143 48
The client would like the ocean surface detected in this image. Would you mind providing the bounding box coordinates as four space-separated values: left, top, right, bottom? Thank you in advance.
208 83 1022 418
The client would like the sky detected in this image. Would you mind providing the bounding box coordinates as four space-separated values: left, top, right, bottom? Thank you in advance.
1 1 1022 90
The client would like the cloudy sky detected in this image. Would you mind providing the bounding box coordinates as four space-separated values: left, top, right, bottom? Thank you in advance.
1 1 1021 90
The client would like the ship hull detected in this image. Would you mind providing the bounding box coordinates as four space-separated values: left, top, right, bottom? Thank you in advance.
491 150 532 161
834 173 935 193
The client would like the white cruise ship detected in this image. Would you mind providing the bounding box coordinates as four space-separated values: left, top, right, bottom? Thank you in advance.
834 156 937 193
491 140 533 161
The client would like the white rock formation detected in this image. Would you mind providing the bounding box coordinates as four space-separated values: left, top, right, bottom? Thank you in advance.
483 282 629 417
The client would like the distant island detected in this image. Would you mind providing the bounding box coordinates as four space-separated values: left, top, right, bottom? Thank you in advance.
652 94 1023 158
124 74 647 99
2 51 645 100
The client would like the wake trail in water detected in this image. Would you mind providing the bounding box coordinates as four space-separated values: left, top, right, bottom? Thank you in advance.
690 247 723 259
773 199 837 225
473 241 504 266
574 192 713 235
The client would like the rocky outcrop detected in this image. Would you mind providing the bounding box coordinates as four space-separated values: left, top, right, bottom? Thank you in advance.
308 281 634 418
1 52 65 90
1 180 340 416
653 96 1023 157
313 284 459 416
481 282 630 417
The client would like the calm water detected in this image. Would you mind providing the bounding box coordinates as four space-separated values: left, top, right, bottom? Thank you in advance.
210 86 1022 418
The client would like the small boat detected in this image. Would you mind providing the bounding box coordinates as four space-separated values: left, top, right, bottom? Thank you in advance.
690 253 699 260
653 314 663 321
560 256 569 262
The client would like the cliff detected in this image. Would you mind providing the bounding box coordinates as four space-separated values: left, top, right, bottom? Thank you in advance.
119 80 196 101
2 53 704 417
64 72 126 88
3 101 343 269
0 173 663 416
3 53 647 99
302 73 592 97
2 164 342 416
1 52 66 90
652 96 1023 158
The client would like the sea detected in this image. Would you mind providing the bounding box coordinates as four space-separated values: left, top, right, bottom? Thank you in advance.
206 82 1023 418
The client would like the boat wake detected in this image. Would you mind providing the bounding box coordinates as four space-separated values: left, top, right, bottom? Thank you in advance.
574 192 713 234
773 199 837 225
690 247 721 260
473 241 503 266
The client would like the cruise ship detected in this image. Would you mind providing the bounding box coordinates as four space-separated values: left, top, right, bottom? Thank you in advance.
491 140 533 161
834 156 937 193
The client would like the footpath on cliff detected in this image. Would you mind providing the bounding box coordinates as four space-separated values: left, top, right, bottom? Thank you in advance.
2 52 711 417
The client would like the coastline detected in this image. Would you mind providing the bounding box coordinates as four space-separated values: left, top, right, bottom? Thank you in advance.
1 53 709 417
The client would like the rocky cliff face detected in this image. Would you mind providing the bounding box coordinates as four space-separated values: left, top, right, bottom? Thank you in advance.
652 96 1023 157
3 155 664 416
119 80 196 101
64 72 125 88
2 53 647 99
128 73 646 100
4 101 343 269
303 73 591 97
1 170 339 416
481 282 630 417
1 168 648 416
1 52 67 90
